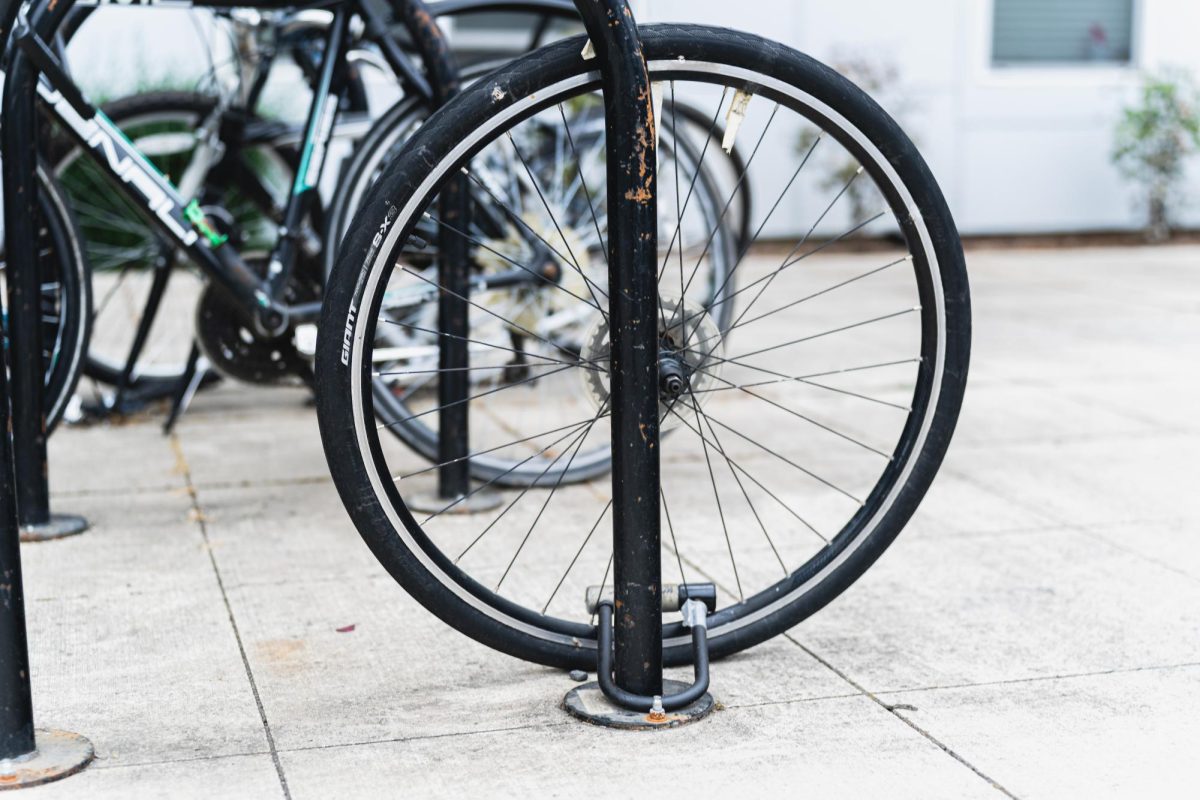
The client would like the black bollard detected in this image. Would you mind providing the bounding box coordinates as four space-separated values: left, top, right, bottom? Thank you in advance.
561 0 716 729
0 292 93 787
582 0 664 700
397 0 500 515
2 6 88 543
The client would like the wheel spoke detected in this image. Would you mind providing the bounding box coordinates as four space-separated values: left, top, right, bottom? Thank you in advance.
542 499 612 614
425 412 601 523
687 403 863 506
658 88 729 282
495 401 607 591
424 212 604 314
381 319 604 371
557 103 609 269
397 414 608 480
704 371 892 459
455 399 608 563
398 266 593 364
463 166 610 312
666 402 827 543
660 483 689 587
692 392 788 576
680 103 780 302
377 361 579 429
690 306 920 367
671 208 887 346
505 132 609 312
690 386 744 601
688 358 921 395
691 349 914 412
687 255 911 352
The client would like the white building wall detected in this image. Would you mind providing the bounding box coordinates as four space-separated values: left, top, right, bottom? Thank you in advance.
61 0 1200 236
641 0 1200 235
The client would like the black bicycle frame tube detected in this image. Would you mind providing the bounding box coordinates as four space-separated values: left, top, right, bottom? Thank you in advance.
19 63 281 320
573 0 662 699
265 5 349 301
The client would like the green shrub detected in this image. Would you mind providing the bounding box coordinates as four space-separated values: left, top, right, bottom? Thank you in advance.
1113 69 1200 241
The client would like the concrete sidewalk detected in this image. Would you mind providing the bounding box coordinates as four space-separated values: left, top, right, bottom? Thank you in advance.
18 244 1200 798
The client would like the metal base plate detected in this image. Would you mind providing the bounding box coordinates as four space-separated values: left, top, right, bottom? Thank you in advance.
0 729 94 789
20 514 89 543
406 489 504 515
563 680 716 730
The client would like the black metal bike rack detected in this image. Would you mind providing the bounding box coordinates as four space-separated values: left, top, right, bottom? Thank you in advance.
394 0 502 515
560 0 716 729
2 2 88 543
0 1 92 785
0 264 93 787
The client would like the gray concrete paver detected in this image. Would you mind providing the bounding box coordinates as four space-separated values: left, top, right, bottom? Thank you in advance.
16 245 1200 797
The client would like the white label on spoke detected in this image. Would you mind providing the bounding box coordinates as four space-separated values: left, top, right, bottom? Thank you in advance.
723 90 754 154
652 82 665 150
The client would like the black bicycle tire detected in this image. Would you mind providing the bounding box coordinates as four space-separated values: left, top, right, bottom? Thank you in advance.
317 25 971 669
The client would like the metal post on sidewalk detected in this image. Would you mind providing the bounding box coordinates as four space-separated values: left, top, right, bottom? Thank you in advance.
2 3 88 543
400 0 500 515
561 0 715 729
0 290 93 788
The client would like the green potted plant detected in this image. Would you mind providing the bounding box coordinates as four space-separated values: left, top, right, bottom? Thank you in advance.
1113 69 1200 242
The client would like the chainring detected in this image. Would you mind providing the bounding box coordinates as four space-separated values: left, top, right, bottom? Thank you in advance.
195 284 312 385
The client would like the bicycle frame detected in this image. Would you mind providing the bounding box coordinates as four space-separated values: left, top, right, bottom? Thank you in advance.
17 9 346 334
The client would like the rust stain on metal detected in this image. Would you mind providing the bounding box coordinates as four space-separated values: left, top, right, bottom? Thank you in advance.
623 87 657 204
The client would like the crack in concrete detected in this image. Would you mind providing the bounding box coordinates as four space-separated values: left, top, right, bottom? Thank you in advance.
871 660 1200 697
787 634 1021 800
170 434 292 800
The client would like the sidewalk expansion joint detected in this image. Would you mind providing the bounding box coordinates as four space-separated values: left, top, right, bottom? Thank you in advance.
170 434 293 800
785 633 1021 800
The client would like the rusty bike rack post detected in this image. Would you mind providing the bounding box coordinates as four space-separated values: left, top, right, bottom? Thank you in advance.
0 213 93 788
0 324 94 790
1 2 89 543
561 0 715 729
0 0 92 781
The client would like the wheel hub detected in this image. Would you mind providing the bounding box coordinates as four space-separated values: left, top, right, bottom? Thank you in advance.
658 355 689 400
579 295 724 430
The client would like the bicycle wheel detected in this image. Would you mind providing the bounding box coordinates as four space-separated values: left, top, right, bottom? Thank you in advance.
0 164 92 432
317 25 971 669
51 91 308 393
